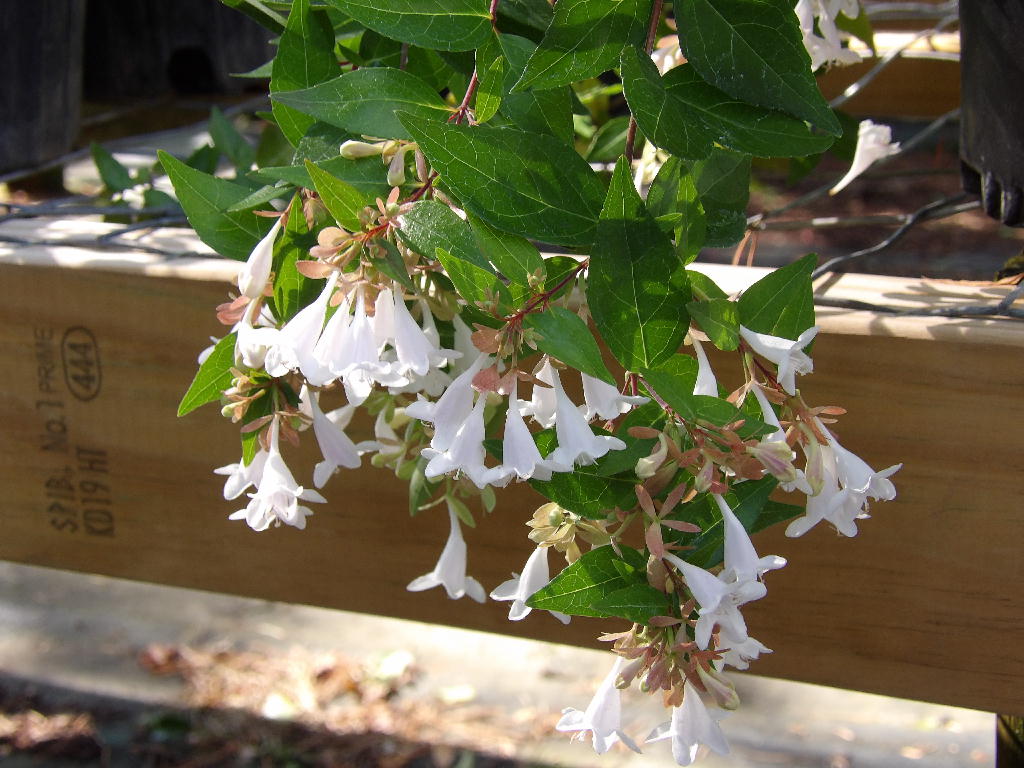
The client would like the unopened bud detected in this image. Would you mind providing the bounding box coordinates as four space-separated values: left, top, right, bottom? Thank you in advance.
340 139 384 159
697 664 740 710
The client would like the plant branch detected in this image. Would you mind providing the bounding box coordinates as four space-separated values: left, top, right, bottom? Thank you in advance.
625 0 666 164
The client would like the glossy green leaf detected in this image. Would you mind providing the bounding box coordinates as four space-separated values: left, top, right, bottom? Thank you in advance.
304 160 365 230
323 0 491 51
591 583 671 624
226 183 294 213
475 34 505 123
401 119 605 247
529 431 638 518
273 68 451 141
686 148 751 247
209 107 256 171
737 253 817 338
178 333 237 416
498 35 574 144
621 48 833 160
498 0 553 35
218 0 287 33
158 150 273 260
588 158 690 371
254 155 392 200
514 0 649 91
686 297 740 351
435 248 506 306
527 545 646 617
273 200 322 322
398 200 491 270
646 157 707 262
674 0 840 135
373 239 417 293
468 213 544 286
270 0 338 146
524 307 614 384
585 115 630 163
686 269 728 300
90 143 134 192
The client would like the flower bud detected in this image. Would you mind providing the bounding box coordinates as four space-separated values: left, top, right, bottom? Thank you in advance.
340 140 385 159
697 664 740 710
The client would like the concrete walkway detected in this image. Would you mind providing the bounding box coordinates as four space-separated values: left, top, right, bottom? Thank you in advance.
0 561 994 767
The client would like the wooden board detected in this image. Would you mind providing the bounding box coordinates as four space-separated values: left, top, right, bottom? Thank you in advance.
2 244 1023 716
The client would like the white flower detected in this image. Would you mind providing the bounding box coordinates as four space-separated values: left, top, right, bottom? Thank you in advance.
715 494 786 585
556 656 641 755
406 352 488 451
235 303 281 370
795 0 863 71
830 120 901 195
421 392 493 489
829 426 900 502
490 545 570 623
390 290 458 378
487 381 558 485
524 358 559 428
715 635 772 671
664 552 765 649
546 366 626 469
647 681 729 766
331 289 406 406
406 506 486 602
302 386 360 488
580 373 647 421
214 449 268 500
229 420 326 531
264 272 338 380
237 215 283 299
691 337 719 397
739 324 818 395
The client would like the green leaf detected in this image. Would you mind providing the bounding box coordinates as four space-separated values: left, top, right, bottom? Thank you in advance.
498 35 574 144
218 0 287 33
621 49 833 160
435 248 505 306
524 307 614 384
475 34 506 123
158 150 273 260
587 158 690 371
686 148 750 248
90 143 134 192
398 200 491 270
641 354 764 429
737 253 817 339
304 160 366 231
178 333 237 416
273 200 323 322
686 269 728 300
241 389 275 465
542 255 584 302
674 0 840 135
293 123 355 163
585 115 631 163
255 155 392 200
514 0 649 91
271 0 338 146
686 297 739 351
591 583 671 624
274 68 451 141
227 183 294 213
372 239 417 292
408 456 440 515
401 119 605 247
834 6 874 54
499 0 554 35
646 157 706 262
468 213 545 286
674 477 779 569
324 0 491 50
529 431 638 518
527 545 646 617
209 107 256 171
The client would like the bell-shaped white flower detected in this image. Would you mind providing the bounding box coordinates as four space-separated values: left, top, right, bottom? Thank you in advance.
580 372 648 422
524 358 559 428
406 506 486 602
795 0 863 71
487 381 559 485
490 545 570 623
237 216 283 299
373 287 397 350
546 366 626 469
234 302 281 370
391 290 458 378
331 289 406 406
264 271 338 380
647 681 729 766
406 353 488 454
308 291 351 386
214 449 268 500
739 324 818 395
691 337 719 397
715 635 772 672
828 426 900 502
229 420 326 531
664 552 765 649
830 120 900 195
447 314 478 377
302 386 361 488
556 656 641 755
421 393 493 489
715 494 786 584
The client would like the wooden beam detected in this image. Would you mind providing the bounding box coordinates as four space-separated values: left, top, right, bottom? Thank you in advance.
2 236 1022 715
